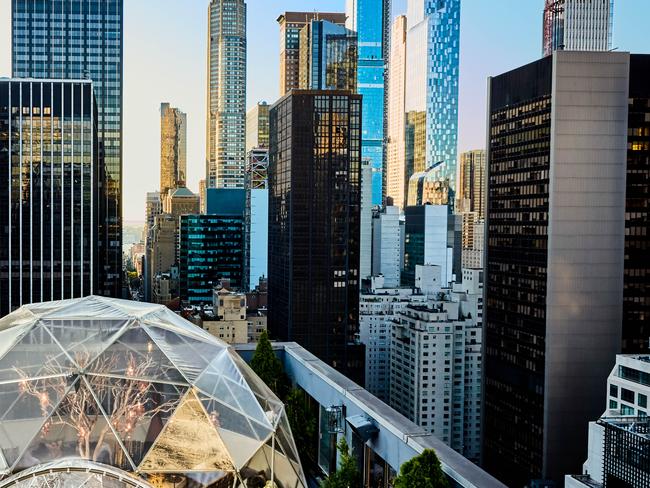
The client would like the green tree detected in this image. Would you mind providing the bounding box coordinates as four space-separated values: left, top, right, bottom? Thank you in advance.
320 437 360 488
394 449 449 488
250 331 288 397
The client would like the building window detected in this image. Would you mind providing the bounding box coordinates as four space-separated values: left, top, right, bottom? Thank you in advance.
609 384 618 398
621 388 635 404
609 400 618 410
639 393 647 409
621 404 635 416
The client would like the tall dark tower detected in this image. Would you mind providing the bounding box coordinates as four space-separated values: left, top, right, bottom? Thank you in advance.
268 90 365 385
12 0 124 298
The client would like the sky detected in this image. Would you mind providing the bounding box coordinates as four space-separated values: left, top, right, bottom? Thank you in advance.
1 0 649 223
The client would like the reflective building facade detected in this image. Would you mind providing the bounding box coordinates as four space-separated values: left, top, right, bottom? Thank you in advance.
404 0 460 207
298 20 357 92
268 90 365 385
206 0 247 189
159 102 186 197
0 79 98 317
346 0 390 206
484 51 643 487
385 15 407 209
179 212 245 305
277 12 347 96
12 0 123 298
245 101 269 152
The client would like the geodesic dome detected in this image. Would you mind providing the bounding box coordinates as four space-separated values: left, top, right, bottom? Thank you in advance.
0 296 306 488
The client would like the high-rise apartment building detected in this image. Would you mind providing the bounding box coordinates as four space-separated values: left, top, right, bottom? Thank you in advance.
390 266 483 462
542 0 614 57
206 0 246 189
371 206 403 288
245 102 269 152
245 149 269 291
277 12 347 96
346 0 390 206
360 276 425 402
458 149 485 219
404 0 460 207
12 0 124 298
268 90 365 385
0 80 98 316
160 103 187 196
385 15 407 209
483 51 649 487
298 20 357 92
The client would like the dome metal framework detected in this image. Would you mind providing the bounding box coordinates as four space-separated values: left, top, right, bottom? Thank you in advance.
0 296 306 488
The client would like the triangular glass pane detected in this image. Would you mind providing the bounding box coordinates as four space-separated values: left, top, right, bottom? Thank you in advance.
228 350 285 423
198 392 273 443
86 375 188 468
42 318 130 369
277 411 302 469
143 324 226 382
86 326 186 384
0 325 31 365
218 427 265 470
244 442 304 488
196 358 271 429
138 390 234 473
41 296 131 320
14 379 131 471
0 376 70 468
0 327 72 382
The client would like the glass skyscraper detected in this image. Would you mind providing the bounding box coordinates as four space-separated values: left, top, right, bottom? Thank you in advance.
405 0 460 207
346 0 390 206
268 90 365 386
206 0 247 189
0 80 98 317
298 20 358 92
12 0 124 298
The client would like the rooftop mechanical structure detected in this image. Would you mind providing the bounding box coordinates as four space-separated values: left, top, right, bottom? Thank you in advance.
0 296 305 488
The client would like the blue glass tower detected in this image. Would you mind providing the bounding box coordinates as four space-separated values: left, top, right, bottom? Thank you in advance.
12 0 124 297
405 0 460 207
346 0 391 206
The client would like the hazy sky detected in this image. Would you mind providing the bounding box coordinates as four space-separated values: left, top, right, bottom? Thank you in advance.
1 0 649 222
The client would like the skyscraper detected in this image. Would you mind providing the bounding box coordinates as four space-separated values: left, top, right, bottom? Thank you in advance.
206 0 247 189
346 0 390 206
0 79 99 316
385 15 407 209
12 0 124 298
160 103 187 197
245 102 269 152
457 149 486 219
404 0 460 206
245 148 269 292
542 0 614 57
277 12 347 96
622 55 650 354
268 90 365 385
298 20 358 92
483 51 642 487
